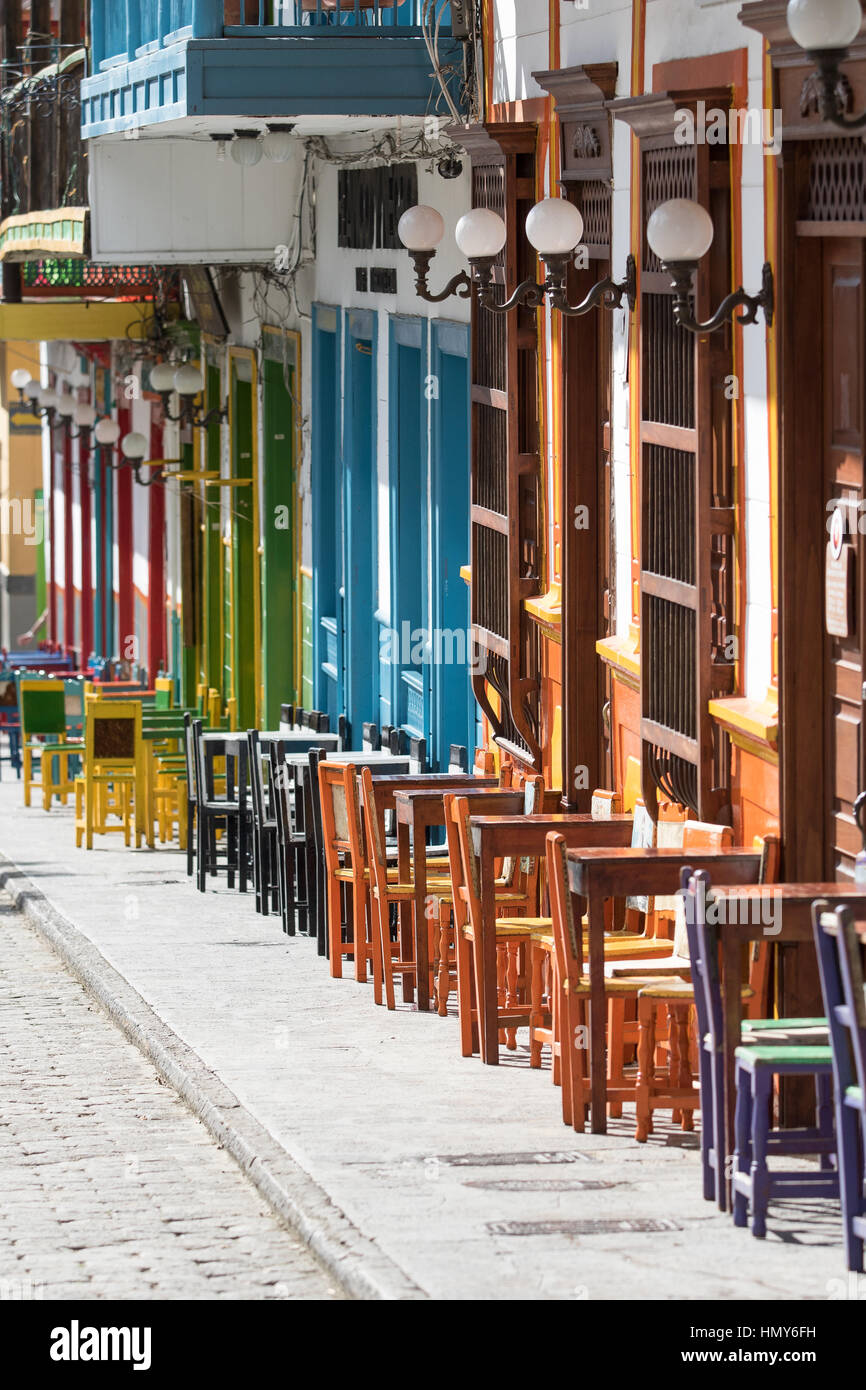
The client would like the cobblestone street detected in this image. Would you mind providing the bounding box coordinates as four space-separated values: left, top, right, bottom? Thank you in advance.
0 894 339 1302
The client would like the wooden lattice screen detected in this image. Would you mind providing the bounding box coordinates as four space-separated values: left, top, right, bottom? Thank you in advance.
453 123 542 767
614 93 737 819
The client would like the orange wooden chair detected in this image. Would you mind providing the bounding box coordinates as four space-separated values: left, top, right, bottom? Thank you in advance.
450 779 552 1059
628 828 780 1142
360 767 452 1009
319 761 379 985
545 830 690 1133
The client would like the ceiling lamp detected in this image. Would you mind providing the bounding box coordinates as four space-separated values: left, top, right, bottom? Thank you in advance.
262 124 295 162
231 130 263 167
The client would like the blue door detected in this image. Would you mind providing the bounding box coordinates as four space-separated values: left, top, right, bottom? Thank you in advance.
342 309 378 740
387 315 427 743
430 320 475 769
312 304 343 727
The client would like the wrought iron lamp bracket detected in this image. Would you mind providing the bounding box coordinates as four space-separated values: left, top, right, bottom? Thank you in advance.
471 256 546 313
546 253 637 317
665 260 774 334
809 49 866 130
409 251 472 303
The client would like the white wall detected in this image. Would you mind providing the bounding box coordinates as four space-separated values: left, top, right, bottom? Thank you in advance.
493 0 774 701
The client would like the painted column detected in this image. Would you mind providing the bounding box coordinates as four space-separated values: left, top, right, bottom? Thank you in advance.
148 417 166 679
116 404 133 663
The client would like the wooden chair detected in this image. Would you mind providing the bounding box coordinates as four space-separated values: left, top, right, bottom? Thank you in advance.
449 780 551 1056
20 678 84 810
320 761 373 982
360 767 452 1009
813 901 866 1272
685 869 832 1214
191 722 247 892
546 831 689 1133
74 699 145 849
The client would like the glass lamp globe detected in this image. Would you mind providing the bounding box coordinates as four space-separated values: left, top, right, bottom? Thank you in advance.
174 364 205 397
55 395 75 418
455 208 508 260
24 378 43 401
94 417 121 446
646 198 715 264
40 390 59 412
149 361 177 393
74 403 96 429
231 133 262 167
787 0 862 50
121 431 148 461
525 198 585 255
397 204 445 252
10 368 31 391
262 125 294 162
69 366 90 389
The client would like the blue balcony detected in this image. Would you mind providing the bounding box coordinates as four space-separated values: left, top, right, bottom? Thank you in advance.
81 2 467 138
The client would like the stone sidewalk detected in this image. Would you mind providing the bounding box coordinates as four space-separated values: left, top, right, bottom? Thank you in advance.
0 894 339 1301
0 780 846 1300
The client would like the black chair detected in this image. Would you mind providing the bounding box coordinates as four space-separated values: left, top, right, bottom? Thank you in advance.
192 721 247 894
339 714 350 746
271 741 311 937
280 703 295 728
247 730 280 916
183 712 197 878
362 721 379 751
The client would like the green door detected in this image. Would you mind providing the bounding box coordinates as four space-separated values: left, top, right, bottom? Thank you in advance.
202 363 223 697
230 366 256 729
262 345 298 727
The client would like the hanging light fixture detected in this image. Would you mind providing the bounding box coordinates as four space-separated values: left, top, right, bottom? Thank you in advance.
398 196 636 315
262 123 295 162
231 130 263 167
94 417 121 448
10 367 32 395
116 430 162 487
149 361 178 394
786 0 866 128
69 403 97 441
645 198 774 333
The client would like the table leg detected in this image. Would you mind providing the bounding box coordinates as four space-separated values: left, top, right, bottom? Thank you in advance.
722 932 743 1206
587 892 607 1134
397 818 414 1003
480 838 498 1065
414 819 430 1013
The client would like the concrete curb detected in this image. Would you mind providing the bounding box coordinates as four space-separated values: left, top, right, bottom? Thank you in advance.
0 856 427 1302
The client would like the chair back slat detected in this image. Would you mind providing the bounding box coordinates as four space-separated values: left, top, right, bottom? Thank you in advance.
87 700 140 766
814 902 866 1104
546 831 583 980
683 868 721 1046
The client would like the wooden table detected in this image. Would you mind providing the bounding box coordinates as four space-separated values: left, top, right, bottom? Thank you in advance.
705 883 866 1164
564 847 763 1134
468 815 634 1065
392 778 501 1011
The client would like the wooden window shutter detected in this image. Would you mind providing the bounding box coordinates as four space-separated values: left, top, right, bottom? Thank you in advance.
451 123 542 767
612 94 737 819
535 64 618 807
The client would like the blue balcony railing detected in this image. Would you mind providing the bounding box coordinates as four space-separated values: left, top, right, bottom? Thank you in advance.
83 0 465 136
91 1 456 70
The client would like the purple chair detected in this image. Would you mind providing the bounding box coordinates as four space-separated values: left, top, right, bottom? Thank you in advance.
684 869 835 1232
813 901 866 1272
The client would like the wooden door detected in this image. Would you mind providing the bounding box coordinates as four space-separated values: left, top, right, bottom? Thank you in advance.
822 237 866 879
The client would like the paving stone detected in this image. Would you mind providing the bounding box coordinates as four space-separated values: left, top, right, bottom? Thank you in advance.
0 897 338 1301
